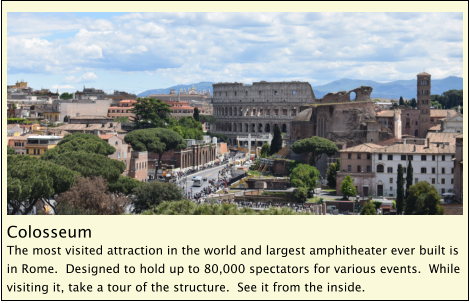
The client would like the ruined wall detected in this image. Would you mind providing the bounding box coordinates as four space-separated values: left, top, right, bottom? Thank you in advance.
316 86 373 104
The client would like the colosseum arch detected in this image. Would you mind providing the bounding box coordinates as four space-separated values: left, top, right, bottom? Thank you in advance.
229 107 232 116
244 123 248 132
266 107 271 116
251 123 256 132
258 123 263 132
258 107 263 116
282 123 287 133
274 107 279 116
282 107 288 116
265 123 271 133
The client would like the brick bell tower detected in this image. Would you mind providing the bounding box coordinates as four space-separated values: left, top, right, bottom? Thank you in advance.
417 72 431 138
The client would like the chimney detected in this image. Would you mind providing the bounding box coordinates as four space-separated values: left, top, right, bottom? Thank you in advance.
413 145 416 152
427 138 430 148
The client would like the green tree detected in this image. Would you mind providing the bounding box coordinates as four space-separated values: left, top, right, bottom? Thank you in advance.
130 97 172 129
108 175 144 196
340 175 357 199
360 201 377 215
124 128 186 178
41 133 116 158
289 164 320 190
431 101 443 109
7 146 16 155
63 115 69 122
406 158 413 198
410 98 417 108
372 200 382 210
7 155 77 215
270 125 283 155
326 158 340 189
294 187 308 204
193 107 200 121
260 142 270 158
291 136 338 166
287 160 302 174
399 96 404 106
131 181 185 213
396 164 405 214
404 181 444 215
199 115 217 124
114 116 129 123
59 92 73 99
207 132 228 143
172 116 204 140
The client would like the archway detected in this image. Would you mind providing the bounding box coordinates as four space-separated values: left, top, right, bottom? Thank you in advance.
350 92 356 101
282 124 287 133
259 123 263 132
265 123 271 133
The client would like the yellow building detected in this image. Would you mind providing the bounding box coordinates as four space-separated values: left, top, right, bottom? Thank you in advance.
31 124 48 135
7 80 28 89
25 135 62 158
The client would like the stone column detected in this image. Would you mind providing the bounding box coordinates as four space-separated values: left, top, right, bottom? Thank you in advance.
323 203 326 215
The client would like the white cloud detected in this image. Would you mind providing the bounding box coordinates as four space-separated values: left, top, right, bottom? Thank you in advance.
64 72 98 83
136 22 165 37
51 84 75 89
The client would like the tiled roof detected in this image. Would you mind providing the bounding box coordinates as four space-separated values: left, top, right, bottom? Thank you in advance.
428 124 441 131
426 132 461 144
376 138 403 146
69 115 111 120
8 134 35 140
430 109 457 118
99 134 115 140
376 110 396 117
339 143 383 152
375 143 455 154
418 72 431 76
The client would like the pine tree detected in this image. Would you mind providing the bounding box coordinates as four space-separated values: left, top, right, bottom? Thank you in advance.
399 96 404 106
396 164 404 215
406 158 413 198
193 107 200 121
270 124 283 155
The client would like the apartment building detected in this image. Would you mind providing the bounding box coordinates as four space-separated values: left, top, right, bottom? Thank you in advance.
99 134 131 176
25 135 62 158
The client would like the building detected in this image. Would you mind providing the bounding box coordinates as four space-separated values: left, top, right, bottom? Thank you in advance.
7 80 28 89
52 121 121 135
7 125 23 137
428 110 463 133
105 90 136 103
213 81 316 145
25 135 63 158
99 134 131 176
74 87 106 99
148 85 212 103
7 134 35 155
454 134 463 203
336 143 383 196
129 151 148 181
372 141 456 198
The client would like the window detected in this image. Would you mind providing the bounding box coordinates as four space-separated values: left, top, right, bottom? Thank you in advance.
451 178 454 185
421 155 426 161
357 154 361 159
451 168 454 174
367 166 371 172
387 167 393 173
403 168 407 174
441 178 446 185
378 154 382 160
259 91 262 96
432 155 435 161
274 91 278 95
292 90 296 95
432 167 436 174
115 141 118 146
415 121 418 126
431 178 435 184
367 154 371 160
377 165 384 173
441 167 445 174
357 166 361 172
348 165 351 172
421 167 427 173
408 155 413 160
387 155 393 160
441 188 445 194
389 178 393 184
442 155 445 161
348 153 352 159
117 152 121 159
401 155 406 160
415 178 418 184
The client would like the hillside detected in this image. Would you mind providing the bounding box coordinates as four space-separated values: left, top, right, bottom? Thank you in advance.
137 76 463 100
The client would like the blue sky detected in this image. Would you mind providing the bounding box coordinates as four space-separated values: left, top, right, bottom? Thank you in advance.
7 12 464 94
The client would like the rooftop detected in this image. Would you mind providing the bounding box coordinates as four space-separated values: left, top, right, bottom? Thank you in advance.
417 72 431 76
339 143 383 153
69 115 111 120
430 109 457 118
27 135 63 140
426 132 461 144
375 143 455 154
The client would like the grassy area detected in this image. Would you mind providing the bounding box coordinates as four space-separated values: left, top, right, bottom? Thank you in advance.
307 197 322 203
322 189 336 192
248 170 260 176
247 170 275 178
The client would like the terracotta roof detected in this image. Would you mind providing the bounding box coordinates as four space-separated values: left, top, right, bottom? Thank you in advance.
376 110 396 117
99 134 115 140
455 134 463 139
375 143 455 154
430 109 457 118
7 134 35 140
426 132 461 144
418 72 431 76
428 124 441 131
376 138 403 146
69 115 111 120
339 143 383 152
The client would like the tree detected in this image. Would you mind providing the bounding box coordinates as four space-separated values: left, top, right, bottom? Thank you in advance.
114 116 129 123
124 128 186 179
396 164 405 214
372 200 382 210
270 125 283 155
410 98 417 108
291 136 338 166
7 146 16 155
131 181 185 213
360 201 377 215
399 96 405 106
207 132 228 143
42 151 125 184
130 97 172 129
55 176 129 215
108 175 144 195
294 187 308 203
289 164 320 190
406 158 413 198
41 132 116 158
59 92 73 100
404 181 444 215
193 107 200 121
431 101 442 109
172 116 204 140
326 158 340 189
199 115 217 124
260 142 270 158
7 155 77 215
340 175 357 199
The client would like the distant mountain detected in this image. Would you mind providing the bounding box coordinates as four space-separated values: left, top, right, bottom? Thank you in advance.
137 82 215 97
311 76 463 100
137 76 463 100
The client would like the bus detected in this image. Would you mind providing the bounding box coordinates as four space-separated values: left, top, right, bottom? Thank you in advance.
193 176 203 187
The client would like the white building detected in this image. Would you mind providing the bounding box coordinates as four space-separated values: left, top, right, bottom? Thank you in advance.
372 141 456 198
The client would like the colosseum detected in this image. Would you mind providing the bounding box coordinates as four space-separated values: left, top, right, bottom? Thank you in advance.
213 81 315 146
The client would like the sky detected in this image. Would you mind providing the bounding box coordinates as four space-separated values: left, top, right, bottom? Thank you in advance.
7 12 464 94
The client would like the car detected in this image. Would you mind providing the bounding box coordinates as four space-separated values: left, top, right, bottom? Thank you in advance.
203 177 208 181
192 176 197 181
